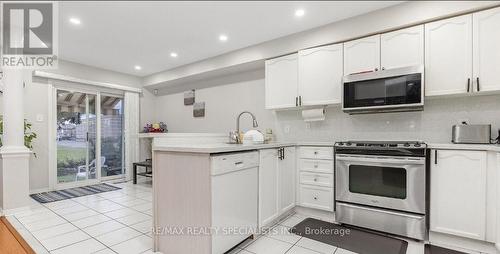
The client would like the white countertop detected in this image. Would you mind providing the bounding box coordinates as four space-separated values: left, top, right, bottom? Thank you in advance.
153 142 298 153
428 143 500 152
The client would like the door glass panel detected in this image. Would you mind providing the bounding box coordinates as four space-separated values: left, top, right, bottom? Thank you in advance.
56 90 96 183
349 165 407 199
101 95 124 177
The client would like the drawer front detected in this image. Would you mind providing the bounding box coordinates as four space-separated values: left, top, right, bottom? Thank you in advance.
299 185 334 211
299 172 333 187
336 202 426 240
299 159 333 174
299 146 333 160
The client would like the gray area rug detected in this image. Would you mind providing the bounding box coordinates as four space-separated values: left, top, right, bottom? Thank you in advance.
291 218 408 254
30 183 121 203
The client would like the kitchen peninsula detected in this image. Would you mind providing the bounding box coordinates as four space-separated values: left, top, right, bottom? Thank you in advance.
151 134 299 254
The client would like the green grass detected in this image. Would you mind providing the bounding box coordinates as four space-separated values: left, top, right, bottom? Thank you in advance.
57 145 86 162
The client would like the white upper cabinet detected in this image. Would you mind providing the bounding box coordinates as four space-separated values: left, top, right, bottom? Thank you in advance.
298 44 343 105
344 35 380 75
425 15 473 97
430 150 487 241
381 25 424 70
265 54 298 109
473 7 500 93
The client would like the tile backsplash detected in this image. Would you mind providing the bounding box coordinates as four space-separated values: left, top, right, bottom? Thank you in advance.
275 94 500 143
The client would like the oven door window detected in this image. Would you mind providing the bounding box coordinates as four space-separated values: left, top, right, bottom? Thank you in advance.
348 165 407 199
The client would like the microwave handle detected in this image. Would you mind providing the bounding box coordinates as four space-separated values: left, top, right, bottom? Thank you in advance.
336 155 425 165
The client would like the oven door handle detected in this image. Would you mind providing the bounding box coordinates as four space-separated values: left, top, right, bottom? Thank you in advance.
335 155 425 165
337 203 425 220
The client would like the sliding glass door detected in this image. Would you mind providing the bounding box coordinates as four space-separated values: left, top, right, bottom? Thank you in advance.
55 89 125 187
56 90 98 184
100 94 124 179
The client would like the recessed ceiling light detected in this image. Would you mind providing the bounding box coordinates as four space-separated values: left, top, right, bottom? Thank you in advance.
69 17 81 25
170 52 178 58
219 34 228 42
134 65 142 70
295 9 305 17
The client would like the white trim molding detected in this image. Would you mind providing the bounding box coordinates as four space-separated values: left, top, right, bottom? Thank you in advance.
33 71 142 93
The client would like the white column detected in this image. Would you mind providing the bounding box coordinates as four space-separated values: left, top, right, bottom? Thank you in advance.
0 69 31 212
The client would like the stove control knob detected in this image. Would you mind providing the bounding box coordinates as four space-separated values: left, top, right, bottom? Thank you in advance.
414 143 421 147
338 142 344 146
404 143 410 147
346 142 352 146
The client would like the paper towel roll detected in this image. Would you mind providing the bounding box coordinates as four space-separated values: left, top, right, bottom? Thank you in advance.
302 108 326 122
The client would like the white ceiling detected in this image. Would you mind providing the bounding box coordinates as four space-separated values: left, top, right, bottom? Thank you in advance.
59 1 402 77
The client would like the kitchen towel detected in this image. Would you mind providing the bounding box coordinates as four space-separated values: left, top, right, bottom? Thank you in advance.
302 108 326 122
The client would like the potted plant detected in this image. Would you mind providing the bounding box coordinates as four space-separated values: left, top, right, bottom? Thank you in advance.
0 117 38 156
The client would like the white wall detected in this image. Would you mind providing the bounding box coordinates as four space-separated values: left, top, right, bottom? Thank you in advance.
155 78 500 144
155 78 275 134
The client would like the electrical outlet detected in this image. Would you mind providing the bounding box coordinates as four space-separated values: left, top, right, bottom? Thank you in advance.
305 122 311 129
284 125 291 134
36 114 44 122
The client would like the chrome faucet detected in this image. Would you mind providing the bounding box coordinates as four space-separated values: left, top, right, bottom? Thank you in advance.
232 111 258 144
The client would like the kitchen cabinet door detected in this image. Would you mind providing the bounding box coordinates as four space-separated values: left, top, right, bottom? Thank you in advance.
381 25 424 70
258 149 279 228
298 44 343 106
279 147 296 214
343 35 380 75
473 7 500 93
425 15 473 97
430 149 487 241
265 54 298 109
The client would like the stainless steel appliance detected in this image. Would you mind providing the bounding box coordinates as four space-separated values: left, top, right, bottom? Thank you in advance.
451 122 491 144
335 141 429 240
342 66 424 114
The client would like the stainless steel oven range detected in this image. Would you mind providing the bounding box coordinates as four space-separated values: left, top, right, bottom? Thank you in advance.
334 141 429 240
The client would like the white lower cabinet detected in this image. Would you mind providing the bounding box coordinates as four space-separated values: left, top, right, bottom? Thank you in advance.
280 147 296 214
430 149 487 240
297 146 334 212
258 147 296 228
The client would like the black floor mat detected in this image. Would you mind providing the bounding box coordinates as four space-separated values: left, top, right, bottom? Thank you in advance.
291 218 408 254
425 244 467 254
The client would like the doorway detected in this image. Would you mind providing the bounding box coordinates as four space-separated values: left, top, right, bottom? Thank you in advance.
54 89 125 188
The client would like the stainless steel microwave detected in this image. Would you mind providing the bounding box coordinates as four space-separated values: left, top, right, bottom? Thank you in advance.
342 66 424 114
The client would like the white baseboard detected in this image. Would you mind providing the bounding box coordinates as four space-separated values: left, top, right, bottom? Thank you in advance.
294 206 335 223
429 231 497 254
29 187 50 194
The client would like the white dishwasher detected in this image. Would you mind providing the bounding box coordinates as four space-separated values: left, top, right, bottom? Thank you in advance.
211 151 259 254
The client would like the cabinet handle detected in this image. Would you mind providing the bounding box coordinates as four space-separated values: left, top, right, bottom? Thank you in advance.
313 178 318 182
434 150 438 165
374 68 378 71
295 97 298 107
467 78 471 93
381 67 385 70
282 148 285 160
299 96 302 106
477 77 480 92
314 197 318 200
314 151 318 155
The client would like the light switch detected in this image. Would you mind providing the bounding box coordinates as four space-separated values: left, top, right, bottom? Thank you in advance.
36 114 44 122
